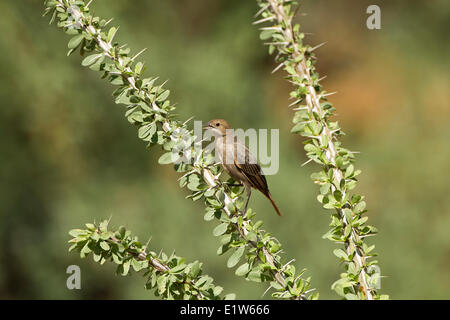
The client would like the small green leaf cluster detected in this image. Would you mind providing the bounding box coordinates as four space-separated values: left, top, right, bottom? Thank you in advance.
45 0 317 300
256 0 387 299
68 220 232 300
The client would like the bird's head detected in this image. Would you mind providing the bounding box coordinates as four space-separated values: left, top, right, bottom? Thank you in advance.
204 119 231 136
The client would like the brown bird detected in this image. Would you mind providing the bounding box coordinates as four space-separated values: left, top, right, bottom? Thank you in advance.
204 119 282 216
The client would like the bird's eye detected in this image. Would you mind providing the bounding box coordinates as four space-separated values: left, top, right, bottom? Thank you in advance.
215 123 220 127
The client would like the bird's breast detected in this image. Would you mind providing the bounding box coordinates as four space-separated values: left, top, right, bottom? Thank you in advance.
215 137 247 183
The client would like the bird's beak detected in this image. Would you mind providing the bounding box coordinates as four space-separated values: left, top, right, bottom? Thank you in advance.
203 124 211 130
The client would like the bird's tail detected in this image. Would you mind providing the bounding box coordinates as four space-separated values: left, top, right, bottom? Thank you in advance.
267 192 282 216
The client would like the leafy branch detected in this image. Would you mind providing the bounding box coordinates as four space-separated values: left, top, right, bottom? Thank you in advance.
44 0 317 300
255 0 387 299
69 220 231 299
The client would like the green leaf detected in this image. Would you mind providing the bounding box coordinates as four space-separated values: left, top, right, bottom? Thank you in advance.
224 293 236 300
345 164 354 178
90 232 100 243
213 223 228 237
158 152 174 165
235 262 250 276
270 281 284 290
156 90 170 102
169 264 186 274
320 183 331 195
122 259 131 276
80 241 91 257
333 248 347 260
157 275 167 294
203 208 216 221
189 261 201 278
68 34 84 49
342 208 353 222
345 293 359 300
291 122 305 134
85 223 95 230
81 53 103 67
99 241 110 251
354 201 366 213
194 275 208 287
131 259 147 272
138 123 156 141
227 246 245 268
68 229 85 237
247 269 262 282
213 286 223 296
260 29 274 40
107 27 118 42
335 156 344 168
135 62 144 74
246 231 257 243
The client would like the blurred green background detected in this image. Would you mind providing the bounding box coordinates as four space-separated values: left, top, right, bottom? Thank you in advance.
0 0 448 299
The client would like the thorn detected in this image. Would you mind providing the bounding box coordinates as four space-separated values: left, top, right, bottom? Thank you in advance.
289 99 302 107
144 236 152 250
107 214 113 226
253 16 275 25
292 106 308 111
329 129 340 135
301 158 313 167
158 79 169 89
262 285 272 298
183 116 195 125
318 75 327 82
287 79 303 87
322 91 337 97
308 42 327 52
292 107 309 111
281 259 296 271
85 0 93 8
131 48 147 61
264 41 289 46
254 4 270 18
104 18 114 26
259 26 281 31
271 62 285 74
304 288 316 294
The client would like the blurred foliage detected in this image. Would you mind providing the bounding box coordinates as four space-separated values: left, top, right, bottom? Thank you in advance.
0 0 448 299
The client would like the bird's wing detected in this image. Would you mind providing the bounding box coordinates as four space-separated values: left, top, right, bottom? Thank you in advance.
233 139 269 194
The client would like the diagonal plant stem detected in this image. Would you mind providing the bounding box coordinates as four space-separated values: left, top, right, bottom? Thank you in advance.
44 0 317 299
68 220 229 300
255 0 386 299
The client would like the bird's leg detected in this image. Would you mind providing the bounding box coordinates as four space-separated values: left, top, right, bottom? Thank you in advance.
243 185 251 215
